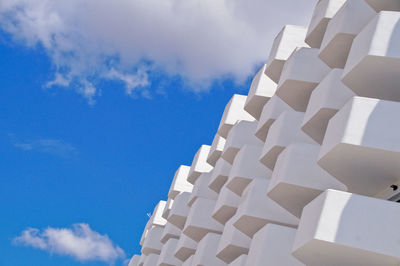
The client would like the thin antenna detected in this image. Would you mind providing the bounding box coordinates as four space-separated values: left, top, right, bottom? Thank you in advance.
146 213 152 218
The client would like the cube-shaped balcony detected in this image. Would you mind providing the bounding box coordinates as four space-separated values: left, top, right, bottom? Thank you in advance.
256 95 293 142
208 158 232 193
293 189 400 266
260 110 315 170
168 165 193 199
157 238 181 266
141 226 164 255
216 217 251 264
318 97 400 196
160 222 181 244
267 142 347 218
244 64 277 120
188 173 218 207
221 121 262 164
168 192 191 229
207 134 226 167
265 25 309 83
212 186 241 225
319 0 376 68
342 11 400 101
188 145 213 184
226 145 271 196
183 197 224 242
218 94 255 138
232 179 298 238
191 233 227 266
276 47 331 112
306 0 347 48
246 224 304 266
301 68 355 144
174 234 197 262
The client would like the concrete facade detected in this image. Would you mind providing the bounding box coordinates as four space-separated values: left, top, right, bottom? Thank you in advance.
129 1 400 265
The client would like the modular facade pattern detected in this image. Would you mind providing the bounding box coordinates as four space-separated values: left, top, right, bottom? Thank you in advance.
129 1 400 265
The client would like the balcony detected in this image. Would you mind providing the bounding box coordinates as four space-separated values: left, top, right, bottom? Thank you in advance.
187 145 213 184
212 186 241 225
168 165 193 199
207 134 226 167
191 233 227 266
208 158 232 193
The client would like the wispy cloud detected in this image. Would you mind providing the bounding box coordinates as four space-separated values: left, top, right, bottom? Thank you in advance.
9 134 77 157
0 0 316 103
13 224 125 264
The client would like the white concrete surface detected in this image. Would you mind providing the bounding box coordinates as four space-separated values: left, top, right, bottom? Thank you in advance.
188 145 213 184
168 165 193 199
191 233 227 266
208 158 232 193
212 186 242 225
207 134 226 166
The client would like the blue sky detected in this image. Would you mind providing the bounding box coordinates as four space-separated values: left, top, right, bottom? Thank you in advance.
0 1 315 265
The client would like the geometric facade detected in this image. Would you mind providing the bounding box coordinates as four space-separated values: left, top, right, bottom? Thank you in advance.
129 1 400 265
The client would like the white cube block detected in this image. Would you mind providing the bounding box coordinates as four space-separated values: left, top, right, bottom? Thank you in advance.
260 110 315 170
174 234 197 262
265 25 309 83
216 217 251 264
244 64 277 120
267 142 347 218
233 179 299 238
157 238 181 266
168 165 193 199
141 226 164 255
256 95 293 142
276 47 331 112
208 158 232 193
183 197 224 242
319 0 376 68
342 11 400 101
161 222 181 244
143 254 159 266
306 0 347 48
318 97 400 196
221 121 262 164
128 255 141 266
293 189 400 266
218 94 255 138
212 186 241 225
246 224 304 266
188 145 213 184
226 145 271 196
301 68 355 144
192 233 227 266
168 192 191 230
207 134 226 166
188 173 218 207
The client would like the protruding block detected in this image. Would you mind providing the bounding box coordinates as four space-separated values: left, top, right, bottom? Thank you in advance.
318 97 400 196
183 197 224 242
229 255 247 266
246 224 304 266
168 165 193 199
306 0 347 48
192 233 227 266
138 255 146 266
157 238 181 266
342 11 400 101
143 254 159 266
212 186 241 225
207 134 226 166
188 145 213 184
293 189 400 266
276 47 331 112
256 95 293 142
188 173 218 207
162 197 174 220
141 226 164 255
233 179 298 238
161 222 181 244
301 69 355 144
148 201 167 227
218 94 255 138
221 121 262 164
216 217 251 264
128 255 141 266
174 235 197 262
265 25 309 83
260 110 315 170
268 142 347 218
208 158 232 193
182 255 193 266
364 0 400 12
168 192 191 229
226 145 271 196
319 0 376 68
244 64 277 120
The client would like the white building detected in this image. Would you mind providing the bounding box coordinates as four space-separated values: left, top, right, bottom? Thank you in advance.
128 1 400 265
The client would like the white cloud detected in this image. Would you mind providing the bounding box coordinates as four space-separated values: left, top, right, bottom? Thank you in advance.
0 0 316 101
13 224 125 264
9 134 77 157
